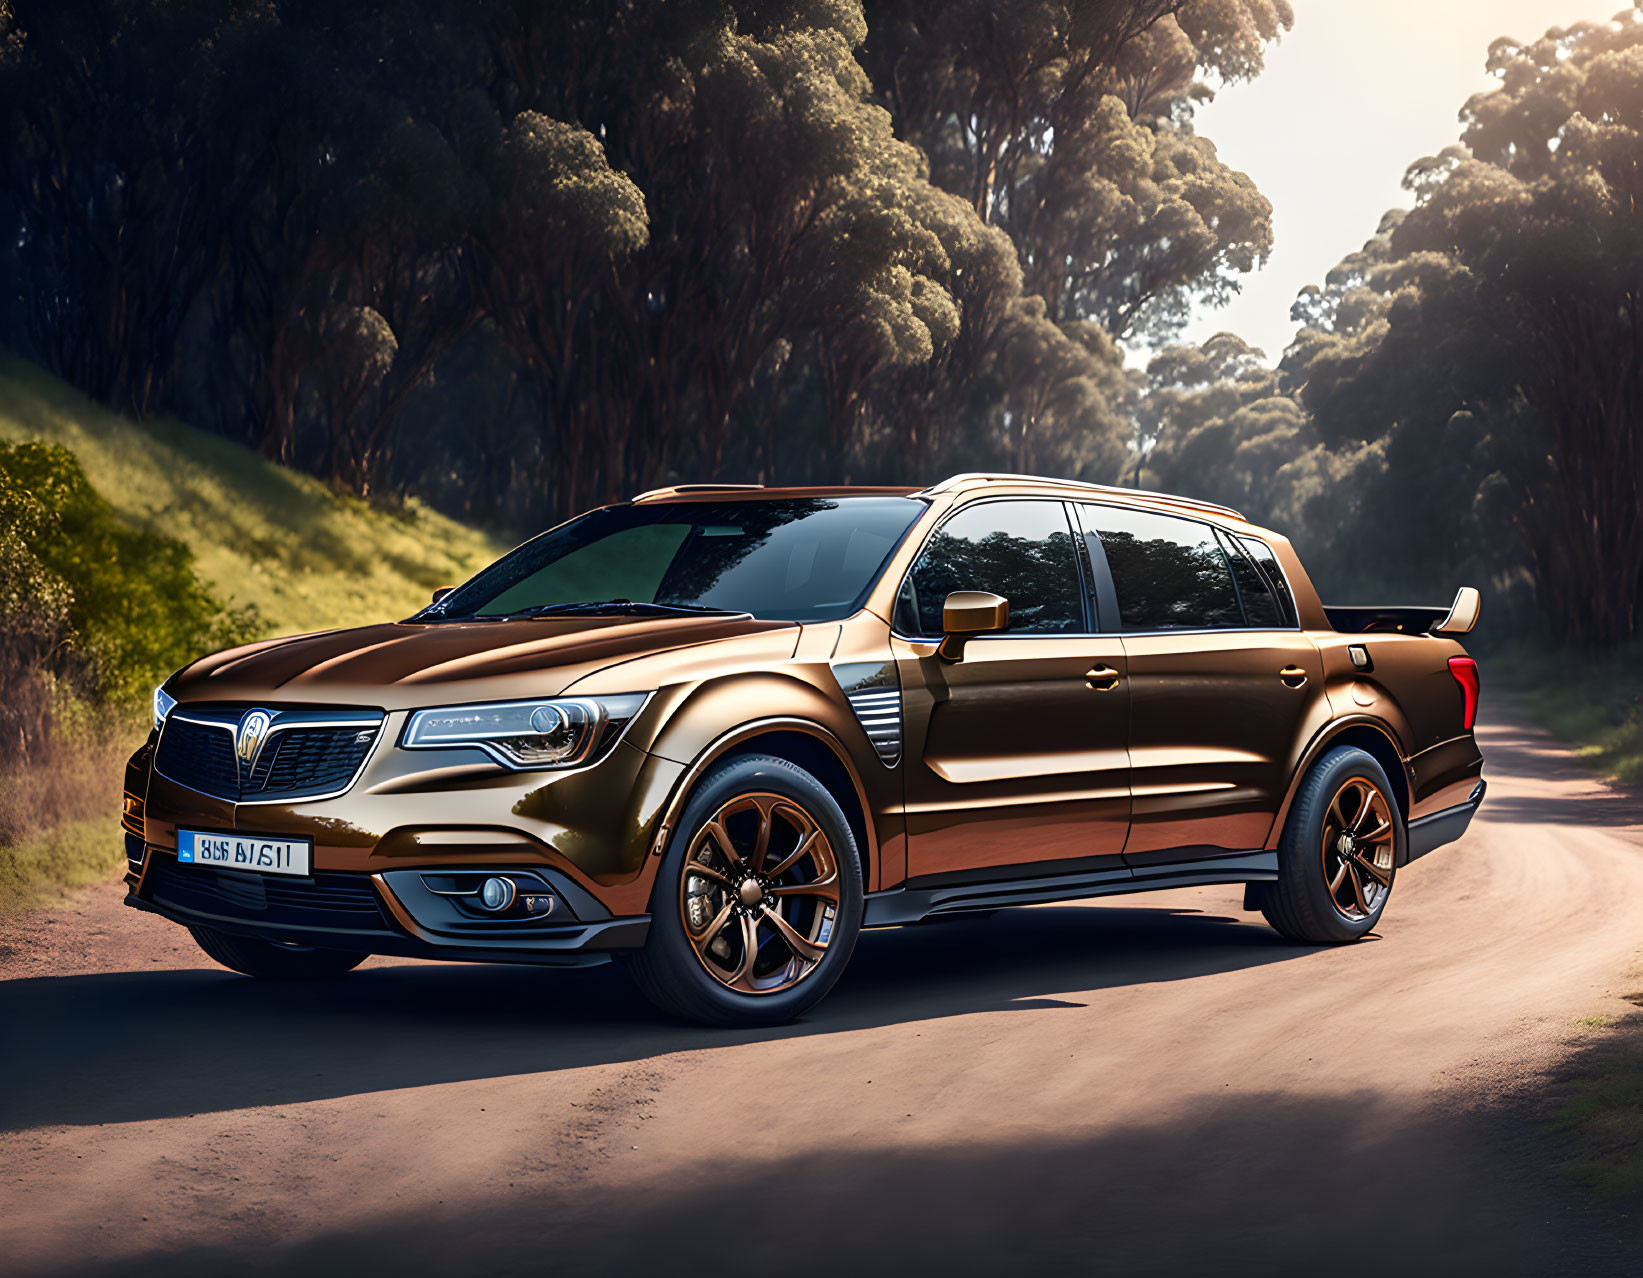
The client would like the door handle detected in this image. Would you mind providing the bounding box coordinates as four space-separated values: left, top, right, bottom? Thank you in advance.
1085 665 1121 691
1279 665 1308 689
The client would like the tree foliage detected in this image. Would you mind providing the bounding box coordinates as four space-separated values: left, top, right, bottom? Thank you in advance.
0 0 1285 524
1290 7 1643 644
1132 5 1643 646
861 0 1288 341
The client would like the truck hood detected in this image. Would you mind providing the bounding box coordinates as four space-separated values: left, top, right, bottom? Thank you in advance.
167 614 800 711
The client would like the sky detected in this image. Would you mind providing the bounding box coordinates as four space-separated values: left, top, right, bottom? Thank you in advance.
1171 0 1621 363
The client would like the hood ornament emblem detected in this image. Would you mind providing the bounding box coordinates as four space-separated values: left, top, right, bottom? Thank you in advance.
236 708 273 774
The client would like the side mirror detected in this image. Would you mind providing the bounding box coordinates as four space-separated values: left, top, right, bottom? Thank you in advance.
939 590 1009 661
1434 586 1480 635
431 587 455 606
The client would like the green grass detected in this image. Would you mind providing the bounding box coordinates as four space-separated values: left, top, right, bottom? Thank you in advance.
0 353 503 636
1546 1006 1643 1201
1490 640 1643 784
0 817 125 915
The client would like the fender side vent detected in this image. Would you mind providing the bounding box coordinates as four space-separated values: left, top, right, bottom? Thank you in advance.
845 689 902 766
833 661 903 768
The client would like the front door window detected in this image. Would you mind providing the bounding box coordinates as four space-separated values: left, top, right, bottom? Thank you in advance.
895 500 1087 636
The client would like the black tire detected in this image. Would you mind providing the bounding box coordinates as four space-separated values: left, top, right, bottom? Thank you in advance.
1254 745 1405 944
626 754 864 1027
189 924 368 980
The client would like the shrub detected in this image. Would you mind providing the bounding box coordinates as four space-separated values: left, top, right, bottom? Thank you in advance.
0 440 263 761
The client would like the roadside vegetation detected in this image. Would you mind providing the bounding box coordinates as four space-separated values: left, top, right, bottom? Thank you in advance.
1491 642 1643 786
0 358 499 914
0 354 500 635
1547 1002 1643 1200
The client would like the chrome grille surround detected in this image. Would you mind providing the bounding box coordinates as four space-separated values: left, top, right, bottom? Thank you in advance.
154 706 386 804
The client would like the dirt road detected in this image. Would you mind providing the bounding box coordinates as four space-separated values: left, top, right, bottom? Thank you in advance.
4 710 1642 1276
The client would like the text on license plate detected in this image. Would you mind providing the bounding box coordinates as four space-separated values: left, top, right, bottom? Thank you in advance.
177 830 312 877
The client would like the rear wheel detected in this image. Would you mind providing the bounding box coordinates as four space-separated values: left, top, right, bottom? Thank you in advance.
627 754 863 1026
1255 746 1403 944
188 925 368 980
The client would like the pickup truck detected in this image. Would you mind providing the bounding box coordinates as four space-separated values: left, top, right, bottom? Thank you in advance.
124 472 1485 1025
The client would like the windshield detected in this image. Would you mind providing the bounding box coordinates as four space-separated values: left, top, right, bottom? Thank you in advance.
424 496 926 624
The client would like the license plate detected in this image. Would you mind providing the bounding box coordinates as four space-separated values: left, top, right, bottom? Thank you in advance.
177 830 312 877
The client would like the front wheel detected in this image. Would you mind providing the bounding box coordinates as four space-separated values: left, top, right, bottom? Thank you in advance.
189 925 368 980
1254 746 1403 944
626 754 864 1027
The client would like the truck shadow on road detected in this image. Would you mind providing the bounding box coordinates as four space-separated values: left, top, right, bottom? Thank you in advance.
2 902 1315 1131
17 1079 1629 1278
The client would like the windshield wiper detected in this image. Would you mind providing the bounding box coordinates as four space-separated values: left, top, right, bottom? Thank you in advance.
509 600 745 619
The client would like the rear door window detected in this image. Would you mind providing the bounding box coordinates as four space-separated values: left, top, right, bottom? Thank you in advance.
896 500 1085 635
1087 507 1243 631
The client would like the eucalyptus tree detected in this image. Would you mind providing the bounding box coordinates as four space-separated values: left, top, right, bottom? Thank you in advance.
204 1 486 487
0 0 247 415
859 0 1291 341
1285 7 1643 644
477 0 1112 509
0 0 1294 525
1126 332 1339 554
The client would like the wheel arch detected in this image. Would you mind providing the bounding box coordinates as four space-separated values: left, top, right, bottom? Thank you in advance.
1267 717 1411 849
648 719 878 892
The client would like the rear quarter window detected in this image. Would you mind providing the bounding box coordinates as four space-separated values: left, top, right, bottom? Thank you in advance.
1218 531 1288 628
1235 534 1297 627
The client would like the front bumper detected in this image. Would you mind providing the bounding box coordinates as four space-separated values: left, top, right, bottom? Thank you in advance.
126 848 649 967
130 710 687 924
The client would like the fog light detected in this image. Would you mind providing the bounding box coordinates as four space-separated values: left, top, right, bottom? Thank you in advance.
479 876 516 912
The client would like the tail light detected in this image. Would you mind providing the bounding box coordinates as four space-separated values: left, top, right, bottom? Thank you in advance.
1448 656 1479 731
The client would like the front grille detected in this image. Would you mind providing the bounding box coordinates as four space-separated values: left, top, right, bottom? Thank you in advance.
248 727 377 800
154 707 383 803
155 717 239 800
145 854 393 935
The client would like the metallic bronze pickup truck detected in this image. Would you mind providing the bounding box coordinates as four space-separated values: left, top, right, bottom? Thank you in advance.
124 474 1485 1025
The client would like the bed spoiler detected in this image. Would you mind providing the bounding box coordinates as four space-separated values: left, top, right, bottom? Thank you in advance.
1323 587 1480 637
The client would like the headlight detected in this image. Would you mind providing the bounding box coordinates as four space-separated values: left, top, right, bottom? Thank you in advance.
401 693 649 770
153 685 178 731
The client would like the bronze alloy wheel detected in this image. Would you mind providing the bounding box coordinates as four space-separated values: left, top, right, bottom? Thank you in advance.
677 792 841 995
1320 777 1394 922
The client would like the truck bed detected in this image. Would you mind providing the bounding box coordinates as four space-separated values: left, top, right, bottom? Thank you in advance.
1323 605 1452 635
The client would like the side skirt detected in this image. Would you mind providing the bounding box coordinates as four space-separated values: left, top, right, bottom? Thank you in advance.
863 850 1278 928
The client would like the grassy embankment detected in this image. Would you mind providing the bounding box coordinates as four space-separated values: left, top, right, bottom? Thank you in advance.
1487 644 1643 1202
1547 1008 1643 1201
1490 641 1643 785
0 355 501 912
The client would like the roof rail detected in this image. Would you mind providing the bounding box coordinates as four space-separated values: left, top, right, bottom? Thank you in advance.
916 472 1244 521
630 483 766 503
